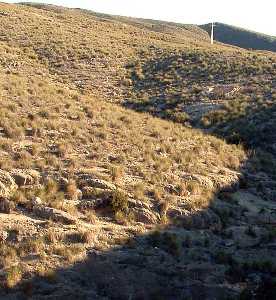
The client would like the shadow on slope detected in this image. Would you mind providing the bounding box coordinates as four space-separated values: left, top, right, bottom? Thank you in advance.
2 127 276 299
0 7 275 296
122 48 275 125
202 100 276 155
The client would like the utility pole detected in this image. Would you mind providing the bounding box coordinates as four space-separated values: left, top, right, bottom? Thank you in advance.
211 22 215 45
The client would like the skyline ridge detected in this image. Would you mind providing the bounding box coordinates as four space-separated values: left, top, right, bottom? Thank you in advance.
3 0 276 36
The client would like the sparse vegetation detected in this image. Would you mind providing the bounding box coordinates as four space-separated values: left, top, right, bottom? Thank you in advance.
0 3 275 299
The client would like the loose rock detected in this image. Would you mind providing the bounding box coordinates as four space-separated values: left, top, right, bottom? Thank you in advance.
0 170 17 197
0 230 8 243
33 205 76 225
0 198 15 214
10 169 40 187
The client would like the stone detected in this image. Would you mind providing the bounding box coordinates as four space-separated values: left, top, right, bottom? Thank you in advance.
33 205 76 225
182 170 241 193
90 179 116 190
183 173 214 190
167 207 185 219
75 189 83 200
170 208 222 230
59 177 69 189
82 186 112 200
132 208 158 224
0 198 15 214
0 230 8 243
31 196 43 206
10 169 40 187
77 199 109 211
0 170 17 197
77 174 116 190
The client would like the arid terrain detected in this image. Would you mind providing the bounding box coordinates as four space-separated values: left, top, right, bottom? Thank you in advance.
0 3 276 299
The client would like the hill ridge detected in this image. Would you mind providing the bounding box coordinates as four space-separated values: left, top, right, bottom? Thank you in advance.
201 22 276 52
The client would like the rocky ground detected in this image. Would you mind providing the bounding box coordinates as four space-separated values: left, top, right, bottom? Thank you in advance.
0 3 276 299
0 153 276 299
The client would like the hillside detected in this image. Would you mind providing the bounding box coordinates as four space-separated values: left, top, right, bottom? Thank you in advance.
0 3 276 299
201 22 276 52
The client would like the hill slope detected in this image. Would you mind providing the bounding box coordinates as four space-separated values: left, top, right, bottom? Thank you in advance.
0 3 276 299
201 22 276 52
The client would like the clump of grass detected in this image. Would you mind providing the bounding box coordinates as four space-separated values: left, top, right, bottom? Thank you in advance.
0 157 13 170
78 230 94 244
53 244 84 263
159 199 169 224
4 124 24 139
114 210 134 225
83 106 94 118
37 179 65 208
110 189 129 214
132 182 146 200
29 144 40 156
56 143 68 158
5 265 22 288
0 244 17 268
37 267 57 283
152 187 163 202
214 250 234 265
245 226 257 238
44 229 61 244
65 230 93 244
149 231 181 256
84 210 98 224
18 237 45 256
14 151 33 169
10 190 28 206
66 179 78 200
109 165 124 182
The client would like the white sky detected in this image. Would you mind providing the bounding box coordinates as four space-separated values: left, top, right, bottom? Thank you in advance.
4 0 276 36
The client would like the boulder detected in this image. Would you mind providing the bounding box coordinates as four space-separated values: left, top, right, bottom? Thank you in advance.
183 173 214 190
132 208 158 224
0 170 17 197
59 177 69 189
75 189 83 201
77 199 109 211
169 208 222 230
77 174 116 191
33 205 76 225
31 196 43 207
82 186 112 200
128 199 152 210
183 170 241 193
167 207 185 219
90 179 116 190
0 198 15 214
10 169 40 187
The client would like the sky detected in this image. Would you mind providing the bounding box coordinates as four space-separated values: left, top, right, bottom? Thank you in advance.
4 0 276 36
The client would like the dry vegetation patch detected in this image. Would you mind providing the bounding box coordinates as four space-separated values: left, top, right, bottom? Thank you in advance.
0 3 275 298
